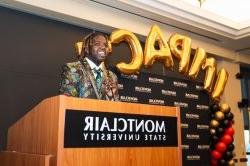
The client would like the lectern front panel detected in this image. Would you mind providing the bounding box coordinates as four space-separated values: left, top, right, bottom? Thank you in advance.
59 97 181 166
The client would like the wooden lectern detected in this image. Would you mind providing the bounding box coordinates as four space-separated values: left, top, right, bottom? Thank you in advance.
0 95 182 166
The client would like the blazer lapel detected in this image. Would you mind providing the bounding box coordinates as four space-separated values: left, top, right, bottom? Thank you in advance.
80 58 102 99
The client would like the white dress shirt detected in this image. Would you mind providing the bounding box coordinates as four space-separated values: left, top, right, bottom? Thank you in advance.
85 57 104 78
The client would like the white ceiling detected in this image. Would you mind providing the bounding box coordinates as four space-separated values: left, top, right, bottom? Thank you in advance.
96 0 250 55
1 0 250 58
182 0 250 23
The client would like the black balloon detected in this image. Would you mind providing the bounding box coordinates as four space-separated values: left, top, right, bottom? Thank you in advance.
211 113 215 119
211 135 219 143
228 144 235 151
220 119 229 128
226 112 234 121
210 104 220 113
224 151 233 161
219 159 227 166
216 127 224 136
210 143 216 150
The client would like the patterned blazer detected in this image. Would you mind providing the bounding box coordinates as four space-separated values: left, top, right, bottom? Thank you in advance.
60 58 119 101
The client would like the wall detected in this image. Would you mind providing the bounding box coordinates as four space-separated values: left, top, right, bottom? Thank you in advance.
0 6 91 150
218 60 247 166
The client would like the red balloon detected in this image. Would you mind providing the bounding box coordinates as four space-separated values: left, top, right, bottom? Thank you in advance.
211 150 222 159
225 127 235 136
216 142 227 152
221 134 233 145
211 158 218 165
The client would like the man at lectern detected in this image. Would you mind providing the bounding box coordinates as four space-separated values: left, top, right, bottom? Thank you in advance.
60 32 119 101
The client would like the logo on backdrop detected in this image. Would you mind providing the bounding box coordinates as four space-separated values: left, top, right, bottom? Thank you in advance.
186 113 199 119
186 134 200 140
196 104 209 110
182 144 190 150
173 81 187 88
118 84 124 90
121 74 138 80
195 85 203 91
197 145 209 150
161 90 176 96
187 155 201 160
135 86 152 93
181 123 189 129
64 110 178 147
174 102 188 108
148 77 164 84
185 93 199 100
149 99 165 105
120 96 138 103
197 124 209 130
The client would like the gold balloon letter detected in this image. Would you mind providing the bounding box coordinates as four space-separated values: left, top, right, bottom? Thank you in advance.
212 68 229 102
144 25 173 68
75 41 84 59
169 34 192 73
188 48 207 79
110 29 143 74
202 57 216 92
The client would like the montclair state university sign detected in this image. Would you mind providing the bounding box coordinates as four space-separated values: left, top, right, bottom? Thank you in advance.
64 110 178 147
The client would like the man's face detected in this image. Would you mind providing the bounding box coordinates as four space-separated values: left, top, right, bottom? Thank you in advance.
89 35 108 64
